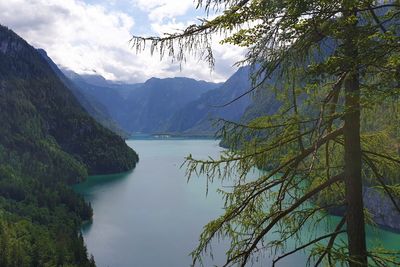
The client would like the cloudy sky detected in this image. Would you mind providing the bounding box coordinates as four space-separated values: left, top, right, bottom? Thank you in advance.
0 0 246 83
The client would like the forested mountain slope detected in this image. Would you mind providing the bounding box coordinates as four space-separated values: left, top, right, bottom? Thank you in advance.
0 25 138 266
38 49 127 137
62 70 131 130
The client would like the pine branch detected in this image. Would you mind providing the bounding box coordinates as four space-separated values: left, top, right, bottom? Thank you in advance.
363 155 400 214
223 173 344 267
314 216 346 267
272 230 346 267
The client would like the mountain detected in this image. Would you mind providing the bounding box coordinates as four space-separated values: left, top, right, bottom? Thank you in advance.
64 65 279 137
0 37 138 174
63 71 144 99
0 25 138 266
65 71 220 134
61 61 282 137
239 82 282 123
122 77 220 133
62 70 132 131
164 66 274 135
36 55 128 137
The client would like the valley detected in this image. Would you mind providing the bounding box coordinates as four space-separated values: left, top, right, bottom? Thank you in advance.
1 0 400 265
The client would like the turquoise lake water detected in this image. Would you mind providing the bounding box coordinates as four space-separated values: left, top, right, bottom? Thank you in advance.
74 139 400 267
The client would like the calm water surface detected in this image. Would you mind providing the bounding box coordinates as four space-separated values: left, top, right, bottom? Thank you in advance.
74 139 400 267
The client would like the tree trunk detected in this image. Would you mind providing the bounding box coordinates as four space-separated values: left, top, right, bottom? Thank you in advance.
344 70 367 267
343 7 368 267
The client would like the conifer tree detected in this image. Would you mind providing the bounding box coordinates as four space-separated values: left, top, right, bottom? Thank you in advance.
133 1 400 266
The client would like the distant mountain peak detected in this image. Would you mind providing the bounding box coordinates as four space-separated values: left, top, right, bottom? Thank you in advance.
80 73 109 86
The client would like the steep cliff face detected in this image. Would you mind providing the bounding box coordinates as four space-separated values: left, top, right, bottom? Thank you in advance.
326 187 400 232
364 187 400 232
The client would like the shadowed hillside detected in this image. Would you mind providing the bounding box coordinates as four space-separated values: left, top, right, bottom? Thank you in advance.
0 25 138 266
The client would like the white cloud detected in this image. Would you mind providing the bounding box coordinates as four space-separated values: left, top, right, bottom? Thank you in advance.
0 0 244 83
132 0 193 22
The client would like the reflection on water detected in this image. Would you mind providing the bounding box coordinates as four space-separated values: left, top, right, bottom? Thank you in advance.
74 171 132 195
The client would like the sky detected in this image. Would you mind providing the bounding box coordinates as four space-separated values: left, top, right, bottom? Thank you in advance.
0 0 246 83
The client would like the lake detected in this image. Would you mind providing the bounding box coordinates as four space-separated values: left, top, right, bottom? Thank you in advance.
74 139 400 267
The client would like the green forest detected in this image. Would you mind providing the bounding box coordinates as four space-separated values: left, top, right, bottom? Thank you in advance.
1 0 400 266
0 25 138 266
